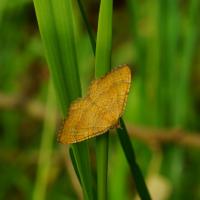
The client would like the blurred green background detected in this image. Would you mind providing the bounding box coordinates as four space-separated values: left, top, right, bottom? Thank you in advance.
0 0 200 199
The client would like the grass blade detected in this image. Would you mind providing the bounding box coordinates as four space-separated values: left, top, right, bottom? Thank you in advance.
33 82 57 200
33 0 93 199
174 0 200 125
94 0 113 199
95 0 112 76
76 0 96 54
117 118 151 200
77 0 150 199
127 0 149 123
95 0 113 199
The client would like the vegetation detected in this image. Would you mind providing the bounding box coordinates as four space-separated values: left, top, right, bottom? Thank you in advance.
0 0 199 199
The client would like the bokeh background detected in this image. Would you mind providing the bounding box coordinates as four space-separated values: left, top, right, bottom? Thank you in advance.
0 0 200 199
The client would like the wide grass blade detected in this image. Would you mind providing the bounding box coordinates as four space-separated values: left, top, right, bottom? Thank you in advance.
33 0 93 199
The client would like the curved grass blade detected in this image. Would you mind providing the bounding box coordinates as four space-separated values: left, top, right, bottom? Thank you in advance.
117 119 151 200
33 0 93 199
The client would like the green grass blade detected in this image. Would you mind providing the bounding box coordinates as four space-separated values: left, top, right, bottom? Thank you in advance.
32 82 57 200
157 2 184 200
96 133 109 200
69 147 81 185
76 0 150 199
165 0 179 125
95 0 113 199
76 0 96 54
95 0 112 76
174 0 200 125
33 0 93 199
127 0 150 124
33 0 70 111
117 119 151 200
